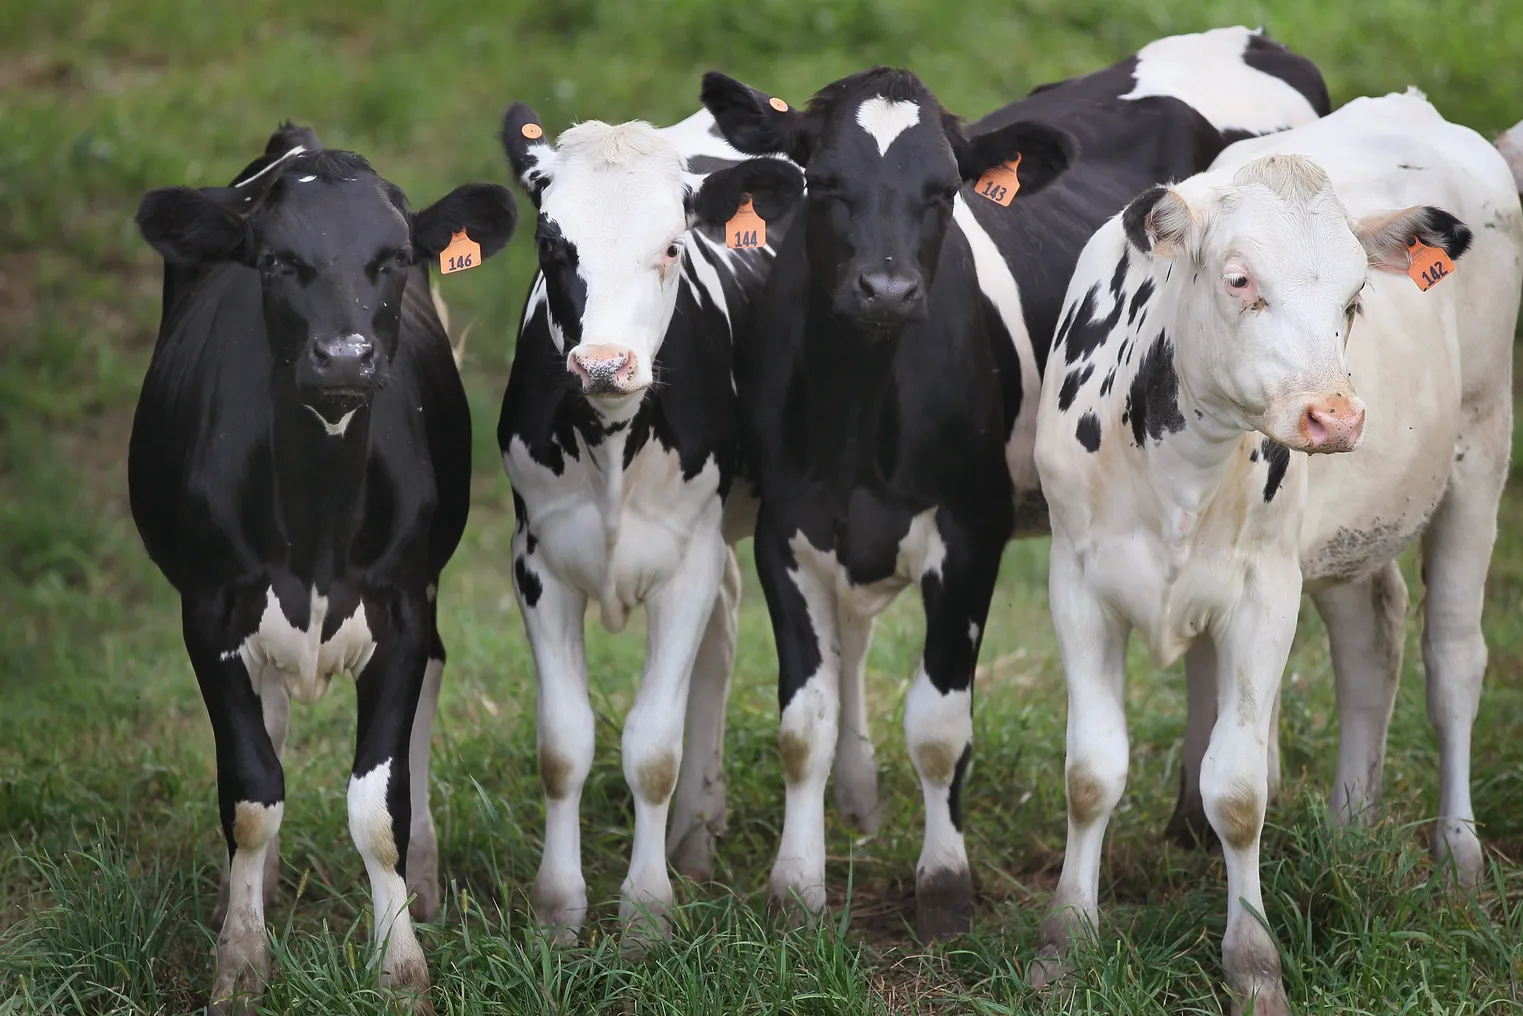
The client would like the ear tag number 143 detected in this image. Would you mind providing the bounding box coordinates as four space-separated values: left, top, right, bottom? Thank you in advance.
1406 235 1454 292
726 195 766 250
440 230 481 275
976 153 1022 207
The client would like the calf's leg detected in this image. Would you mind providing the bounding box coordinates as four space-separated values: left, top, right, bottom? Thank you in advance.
349 613 432 1009
1421 402 1509 886
1031 548 1130 987
183 598 285 1015
1203 571 1300 1016
405 611 446 921
1165 641 1219 848
213 663 290 926
668 545 741 882
756 519 841 921
621 532 726 942
905 530 1002 941
832 611 881 834
515 534 593 940
1311 561 1407 826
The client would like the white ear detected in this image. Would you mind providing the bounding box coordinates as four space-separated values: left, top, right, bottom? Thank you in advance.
1122 184 1195 259
1353 205 1472 272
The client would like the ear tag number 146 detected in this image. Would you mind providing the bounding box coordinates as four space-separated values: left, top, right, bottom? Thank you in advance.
1406 235 1454 292
726 195 766 250
440 230 481 275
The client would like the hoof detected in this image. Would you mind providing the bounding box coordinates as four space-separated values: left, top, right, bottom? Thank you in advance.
765 888 826 930
407 876 441 923
406 840 440 922
619 890 674 957
210 947 269 1016
832 762 882 836
667 823 718 884
914 866 973 942
1027 947 1068 990
1229 981 1289 1016
1431 821 1484 888
530 878 587 946
380 955 432 1014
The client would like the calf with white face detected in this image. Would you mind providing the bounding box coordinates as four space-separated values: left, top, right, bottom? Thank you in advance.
496 104 803 942
1033 92 1521 1015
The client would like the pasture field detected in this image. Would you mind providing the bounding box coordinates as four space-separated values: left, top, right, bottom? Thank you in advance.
3 1 1523 1012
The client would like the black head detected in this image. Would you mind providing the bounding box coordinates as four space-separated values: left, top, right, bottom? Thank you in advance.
702 68 1076 332
137 127 517 413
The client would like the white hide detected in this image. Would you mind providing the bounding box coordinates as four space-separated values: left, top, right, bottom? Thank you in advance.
855 97 922 157
232 586 375 703
348 759 428 990
1032 93 1522 1011
1122 26 1322 135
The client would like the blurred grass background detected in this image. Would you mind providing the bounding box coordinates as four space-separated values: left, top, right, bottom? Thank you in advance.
2 1 1522 1013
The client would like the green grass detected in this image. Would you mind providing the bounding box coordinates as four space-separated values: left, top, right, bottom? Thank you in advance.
3 1 1522 1012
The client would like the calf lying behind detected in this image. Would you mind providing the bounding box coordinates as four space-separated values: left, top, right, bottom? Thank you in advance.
132 124 516 1012
1033 91 1522 1014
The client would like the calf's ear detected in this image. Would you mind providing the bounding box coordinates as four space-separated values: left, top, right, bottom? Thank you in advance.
413 184 519 260
953 120 1076 197
701 72 812 165
1122 184 1196 260
136 187 250 266
1354 205 1473 272
689 158 806 233
500 102 556 206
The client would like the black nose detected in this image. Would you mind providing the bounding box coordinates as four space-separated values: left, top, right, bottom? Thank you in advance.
304 334 377 391
855 271 924 321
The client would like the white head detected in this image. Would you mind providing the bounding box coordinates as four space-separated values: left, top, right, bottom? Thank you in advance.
1122 154 1472 452
500 104 804 418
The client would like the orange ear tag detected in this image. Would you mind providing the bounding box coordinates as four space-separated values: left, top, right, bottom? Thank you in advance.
1406 235 1454 292
768 96 790 112
521 122 543 140
975 153 1022 207
726 195 766 250
439 230 481 275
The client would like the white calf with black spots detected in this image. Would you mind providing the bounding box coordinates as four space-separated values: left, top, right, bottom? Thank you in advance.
1033 92 1521 1015
496 105 805 943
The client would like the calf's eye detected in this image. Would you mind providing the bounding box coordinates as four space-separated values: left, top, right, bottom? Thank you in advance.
1225 273 1250 290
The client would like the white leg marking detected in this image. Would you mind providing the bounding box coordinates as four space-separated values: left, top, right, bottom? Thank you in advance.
904 666 972 877
348 759 428 993
832 611 880 834
621 532 727 939
668 546 741 880
855 96 921 156
212 801 283 1006
407 657 444 921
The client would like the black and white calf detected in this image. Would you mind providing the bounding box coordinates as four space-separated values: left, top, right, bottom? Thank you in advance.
131 124 516 1010
700 25 1326 940
496 104 804 940
1032 92 1521 1014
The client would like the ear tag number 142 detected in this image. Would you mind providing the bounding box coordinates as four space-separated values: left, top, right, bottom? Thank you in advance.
976 153 1022 207
726 195 766 250
440 230 481 275
1406 235 1454 292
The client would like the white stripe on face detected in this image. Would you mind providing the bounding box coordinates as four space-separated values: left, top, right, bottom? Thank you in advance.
856 96 921 157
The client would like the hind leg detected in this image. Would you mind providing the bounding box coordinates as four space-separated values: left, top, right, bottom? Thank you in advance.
832 611 880 834
1421 404 1509 885
1311 562 1407 826
668 547 741 882
405 608 445 921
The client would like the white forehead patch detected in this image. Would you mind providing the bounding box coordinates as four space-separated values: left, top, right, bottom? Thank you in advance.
856 96 921 157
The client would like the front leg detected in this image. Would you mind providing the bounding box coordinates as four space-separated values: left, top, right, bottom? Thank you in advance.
513 525 593 941
620 528 727 942
755 518 840 921
183 596 285 1016
1201 566 1301 1016
905 518 1005 941
1032 543 1131 988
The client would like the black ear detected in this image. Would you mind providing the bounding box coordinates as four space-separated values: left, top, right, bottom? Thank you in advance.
953 120 1076 197
136 186 249 267
500 102 554 205
700 72 811 164
413 183 519 260
689 158 806 231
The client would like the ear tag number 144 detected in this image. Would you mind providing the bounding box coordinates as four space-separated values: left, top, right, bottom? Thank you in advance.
440 230 481 275
726 195 766 250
